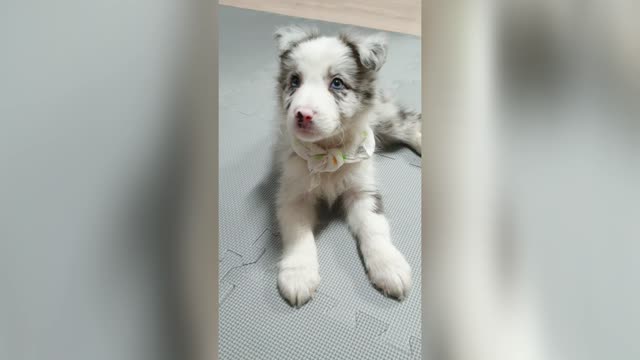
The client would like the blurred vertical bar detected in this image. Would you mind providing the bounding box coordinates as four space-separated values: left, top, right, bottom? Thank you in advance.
0 1 217 360
425 0 639 359
181 1 218 360
423 1 545 359
496 2 640 360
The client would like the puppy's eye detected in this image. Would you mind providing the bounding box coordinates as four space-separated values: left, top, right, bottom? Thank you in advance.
290 75 301 88
330 78 345 90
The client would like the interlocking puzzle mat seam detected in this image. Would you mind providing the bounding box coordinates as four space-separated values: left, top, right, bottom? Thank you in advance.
219 156 421 358
219 256 421 359
219 157 421 357
220 228 422 358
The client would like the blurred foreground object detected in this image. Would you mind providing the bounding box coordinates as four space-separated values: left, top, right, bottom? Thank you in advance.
0 2 216 360
424 1 638 359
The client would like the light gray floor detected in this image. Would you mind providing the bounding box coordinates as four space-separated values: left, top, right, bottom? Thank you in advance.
218 6 422 360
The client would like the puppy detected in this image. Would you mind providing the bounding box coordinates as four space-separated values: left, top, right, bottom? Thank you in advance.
273 25 421 307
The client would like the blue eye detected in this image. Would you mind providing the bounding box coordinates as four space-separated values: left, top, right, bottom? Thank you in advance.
330 78 345 90
290 75 301 88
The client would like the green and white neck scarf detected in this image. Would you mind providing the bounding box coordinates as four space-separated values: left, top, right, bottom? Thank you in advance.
291 126 375 190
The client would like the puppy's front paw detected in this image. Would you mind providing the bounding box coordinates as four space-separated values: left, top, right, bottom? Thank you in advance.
365 246 412 300
277 264 320 307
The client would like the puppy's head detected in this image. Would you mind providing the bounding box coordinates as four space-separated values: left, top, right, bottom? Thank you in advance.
275 26 388 142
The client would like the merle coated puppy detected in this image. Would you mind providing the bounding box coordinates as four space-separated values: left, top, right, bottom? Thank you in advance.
273 26 421 307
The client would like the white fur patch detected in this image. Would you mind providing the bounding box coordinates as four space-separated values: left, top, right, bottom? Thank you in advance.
274 25 317 54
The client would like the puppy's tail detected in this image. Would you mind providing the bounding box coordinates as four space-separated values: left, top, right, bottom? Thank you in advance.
371 91 422 155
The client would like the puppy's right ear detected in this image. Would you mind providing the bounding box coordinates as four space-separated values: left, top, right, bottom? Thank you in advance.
274 25 318 54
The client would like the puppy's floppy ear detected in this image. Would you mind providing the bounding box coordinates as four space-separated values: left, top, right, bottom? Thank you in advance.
357 32 388 72
274 25 318 54
342 31 389 72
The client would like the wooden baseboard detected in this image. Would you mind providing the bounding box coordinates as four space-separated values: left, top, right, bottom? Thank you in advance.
219 0 421 37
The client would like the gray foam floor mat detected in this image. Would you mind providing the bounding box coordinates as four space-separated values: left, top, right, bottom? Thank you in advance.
219 6 421 359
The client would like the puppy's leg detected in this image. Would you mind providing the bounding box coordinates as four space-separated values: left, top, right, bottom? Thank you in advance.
277 194 320 307
343 189 412 299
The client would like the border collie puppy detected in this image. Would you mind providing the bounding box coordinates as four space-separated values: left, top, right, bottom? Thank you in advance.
273 25 421 307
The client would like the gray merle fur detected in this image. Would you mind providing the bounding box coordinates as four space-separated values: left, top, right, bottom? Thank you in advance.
275 27 422 155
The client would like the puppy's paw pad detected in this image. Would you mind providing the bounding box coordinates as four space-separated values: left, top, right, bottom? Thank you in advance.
366 249 412 300
277 266 320 307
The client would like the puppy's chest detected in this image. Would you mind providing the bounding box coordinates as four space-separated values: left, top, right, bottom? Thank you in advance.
312 161 372 205
282 149 375 205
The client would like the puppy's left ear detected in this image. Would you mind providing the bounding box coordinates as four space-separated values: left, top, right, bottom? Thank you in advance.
274 25 318 54
356 32 389 72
